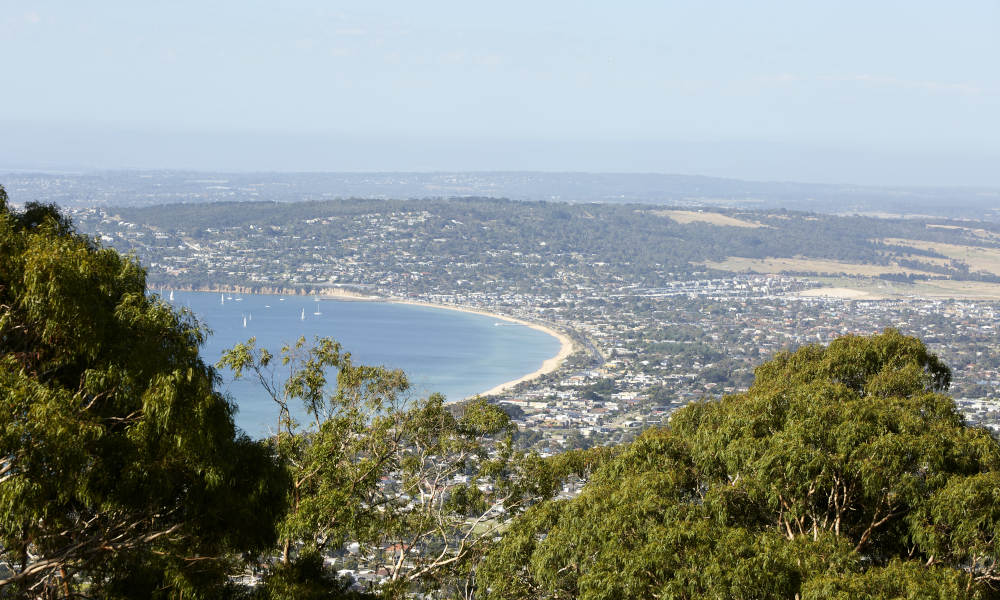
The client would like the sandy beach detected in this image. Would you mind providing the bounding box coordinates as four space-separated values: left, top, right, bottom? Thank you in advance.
386 299 576 398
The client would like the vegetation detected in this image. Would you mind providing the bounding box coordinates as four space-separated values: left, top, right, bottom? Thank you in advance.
6 189 1000 598
0 189 588 598
89 197 1000 295
0 188 285 596
218 336 606 599
478 330 1000 599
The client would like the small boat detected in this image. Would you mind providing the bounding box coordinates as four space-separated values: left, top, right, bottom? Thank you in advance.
169 290 174 301
220 293 225 305
300 308 305 321
242 315 247 328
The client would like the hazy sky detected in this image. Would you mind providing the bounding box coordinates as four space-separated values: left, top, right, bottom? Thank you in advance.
2 1 999 185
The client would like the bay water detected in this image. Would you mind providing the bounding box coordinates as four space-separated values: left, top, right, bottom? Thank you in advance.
165 291 560 436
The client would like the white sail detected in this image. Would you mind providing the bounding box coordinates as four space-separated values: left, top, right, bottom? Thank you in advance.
300 308 305 321
220 293 225 305
169 290 174 301
242 315 247 328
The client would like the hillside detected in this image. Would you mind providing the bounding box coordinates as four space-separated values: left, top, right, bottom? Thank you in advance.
75 198 1000 299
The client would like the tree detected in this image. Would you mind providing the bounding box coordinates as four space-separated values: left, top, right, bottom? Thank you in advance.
479 330 1000 599
219 337 605 599
0 189 285 598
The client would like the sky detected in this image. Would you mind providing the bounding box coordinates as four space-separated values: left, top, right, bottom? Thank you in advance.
1 1 999 186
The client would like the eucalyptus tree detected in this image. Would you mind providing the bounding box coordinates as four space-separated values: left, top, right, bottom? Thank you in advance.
219 337 603 599
479 330 1000 599
0 188 286 598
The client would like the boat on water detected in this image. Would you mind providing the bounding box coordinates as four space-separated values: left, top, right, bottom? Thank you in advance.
242 314 247 328
169 290 174 301
300 308 305 321
220 293 225 305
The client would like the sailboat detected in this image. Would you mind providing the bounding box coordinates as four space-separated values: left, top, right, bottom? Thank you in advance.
300 308 305 321
242 314 247 328
220 293 225 305
169 290 174 301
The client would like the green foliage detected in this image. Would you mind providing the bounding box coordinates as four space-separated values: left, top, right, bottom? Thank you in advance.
220 336 587 598
260 549 373 600
0 190 286 597
479 330 1000 599
801 559 985 600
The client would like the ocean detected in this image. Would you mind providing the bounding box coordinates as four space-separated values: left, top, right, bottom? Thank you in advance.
164 291 561 436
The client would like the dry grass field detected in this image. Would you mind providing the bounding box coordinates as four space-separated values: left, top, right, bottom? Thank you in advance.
701 256 938 278
654 210 765 228
797 277 1000 301
908 279 1000 299
882 238 1000 276
924 224 1000 242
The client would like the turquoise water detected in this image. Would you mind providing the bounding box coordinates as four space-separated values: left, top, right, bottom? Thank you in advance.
165 291 560 436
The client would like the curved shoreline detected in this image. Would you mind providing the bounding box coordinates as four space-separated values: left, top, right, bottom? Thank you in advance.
385 299 576 398
158 286 576 399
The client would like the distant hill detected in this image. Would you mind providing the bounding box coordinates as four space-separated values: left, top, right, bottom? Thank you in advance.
3 170 999 220
66 196 1000 301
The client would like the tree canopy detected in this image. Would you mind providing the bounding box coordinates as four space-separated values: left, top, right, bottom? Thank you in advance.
0 188 285 597
479 330 1000 599
6 185 1000 599
218 336 603 599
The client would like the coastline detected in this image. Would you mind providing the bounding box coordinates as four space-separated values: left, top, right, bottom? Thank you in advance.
386 299 576 398
159 285 576 399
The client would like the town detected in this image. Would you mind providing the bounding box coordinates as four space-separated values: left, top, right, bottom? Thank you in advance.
64 199 1000 455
